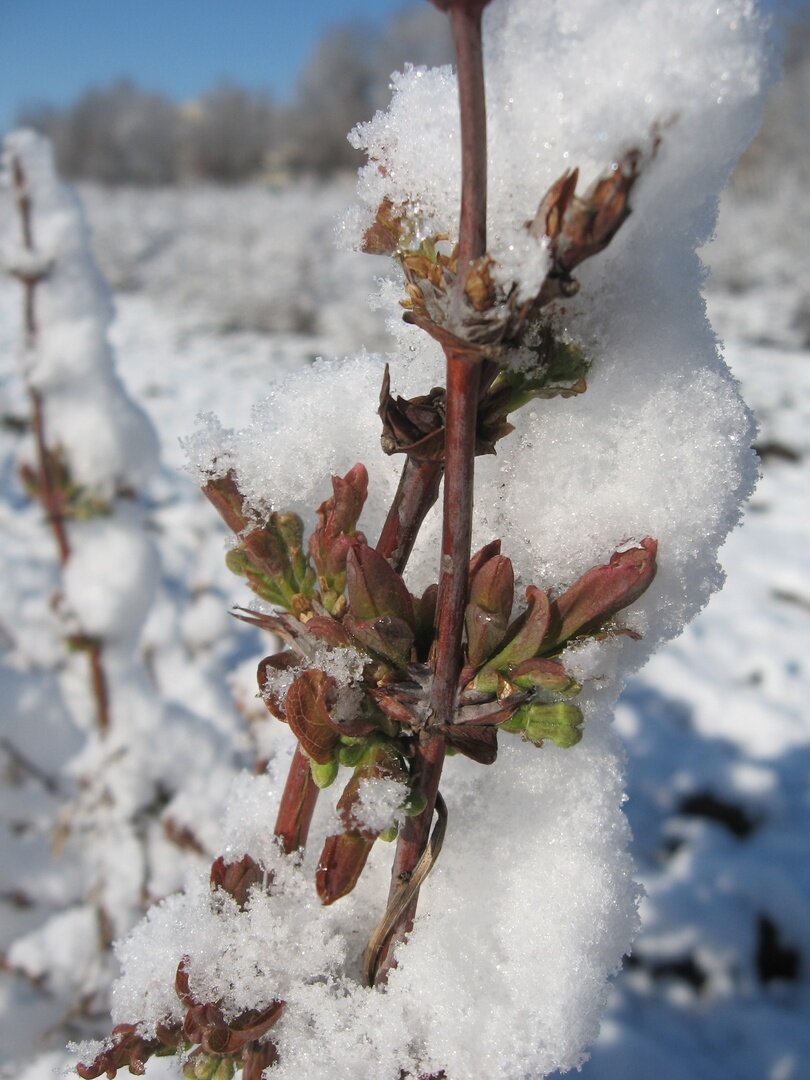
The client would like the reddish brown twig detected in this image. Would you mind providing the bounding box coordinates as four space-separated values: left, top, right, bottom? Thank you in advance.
373 0 492 985
446 0 489 279
11 158 71 566
87 640 111 735
10 154 111 735
376 458 443 573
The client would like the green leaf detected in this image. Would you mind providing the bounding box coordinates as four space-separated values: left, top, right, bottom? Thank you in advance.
473 585 550 690
338 739 372 769
346 544 415 627
225 546 250 577
343 613 414 667
509 657 580 696
402 789 427 816
310 759 339 789
493 332 591 413
465 554 514 666
503 702 584 749
271 511 312 593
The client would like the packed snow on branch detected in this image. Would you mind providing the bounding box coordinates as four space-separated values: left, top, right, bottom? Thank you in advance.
1 130 159 498
95 0 770 1077
0 131 240 1036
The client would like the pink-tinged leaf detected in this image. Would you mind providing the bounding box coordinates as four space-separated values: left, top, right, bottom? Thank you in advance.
361 197 406 256
242 1041 280 1080
257 651 300 718
201 470 249 534
543 537 658 651
76 1022 181 1080
510 657 580 695
305 615 353 649
469 554 515 618
209 854 267 909
214 1000 285 1053
442 723 498 764
467 539 501 582
346 543 415 627
316 832 375 905
335 748 407 839
322 532 365 583
242 524 289 582
232 606 293 637
531 152 641 275
284 670 338 765
175 957 194 1007
320 691 379 738
528 168 580 244
309 464 368 580
475 586 551 688
369 687 424 731
465 605 508 668
316 747 407 903
465 554 515 666
344 613 414 667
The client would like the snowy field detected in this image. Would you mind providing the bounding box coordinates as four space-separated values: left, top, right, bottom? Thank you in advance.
1 51 809 1080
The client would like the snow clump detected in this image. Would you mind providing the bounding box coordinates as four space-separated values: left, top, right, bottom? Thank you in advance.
1 129 159 498
1 131 234 1017
123 0 773 1076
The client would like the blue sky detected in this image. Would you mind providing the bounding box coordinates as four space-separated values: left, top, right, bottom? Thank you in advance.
1 0 806 133
0 0 417 131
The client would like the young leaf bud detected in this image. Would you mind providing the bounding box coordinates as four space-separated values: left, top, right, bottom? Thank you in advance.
310 758 339 789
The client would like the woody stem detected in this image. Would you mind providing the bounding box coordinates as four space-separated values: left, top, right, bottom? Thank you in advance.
12 158 72 567
11 156 111 735
373 0 490 984
376 458 443 574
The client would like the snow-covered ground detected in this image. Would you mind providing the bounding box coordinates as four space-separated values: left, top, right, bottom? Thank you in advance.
1 152 808 1079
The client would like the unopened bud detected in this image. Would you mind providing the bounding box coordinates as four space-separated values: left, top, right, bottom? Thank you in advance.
183 1053 218 1080
403 790 428 817
212 1058 236 1080
225 547 250 577
310 758 339 789
524 703 584 749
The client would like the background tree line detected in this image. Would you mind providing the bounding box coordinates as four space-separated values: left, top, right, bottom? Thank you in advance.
12 9 809 189
15 7 453 184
